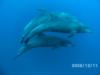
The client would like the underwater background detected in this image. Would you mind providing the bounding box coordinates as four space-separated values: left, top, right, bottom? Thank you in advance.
0 0 100 75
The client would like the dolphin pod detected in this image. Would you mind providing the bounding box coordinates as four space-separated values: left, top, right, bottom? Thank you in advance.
15 9 90 59
21 9 90 43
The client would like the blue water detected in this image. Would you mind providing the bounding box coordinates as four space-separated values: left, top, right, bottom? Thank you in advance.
0 0 100 75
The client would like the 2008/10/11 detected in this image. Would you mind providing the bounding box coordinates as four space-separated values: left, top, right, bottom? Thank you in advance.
72 64 98 68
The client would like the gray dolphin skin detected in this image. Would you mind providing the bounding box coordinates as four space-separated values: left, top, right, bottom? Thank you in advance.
21 9 90 43
15 34 72 60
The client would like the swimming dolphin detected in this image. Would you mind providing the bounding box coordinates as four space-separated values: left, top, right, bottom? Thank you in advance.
15 33 72 60
22 10 90 43
20 9 73 43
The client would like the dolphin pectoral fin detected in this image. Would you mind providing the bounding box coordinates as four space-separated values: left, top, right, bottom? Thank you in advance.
68 31 76 38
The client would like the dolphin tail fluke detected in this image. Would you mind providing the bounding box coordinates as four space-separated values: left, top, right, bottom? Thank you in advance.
13 46 27 60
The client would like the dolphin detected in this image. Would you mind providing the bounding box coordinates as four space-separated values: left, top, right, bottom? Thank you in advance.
15 33 72 60
20 9 73 43
22 10 90 43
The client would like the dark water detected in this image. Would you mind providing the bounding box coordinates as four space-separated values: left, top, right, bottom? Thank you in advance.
0 0 100 75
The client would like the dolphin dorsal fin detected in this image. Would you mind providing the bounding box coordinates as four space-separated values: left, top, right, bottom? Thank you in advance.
37 9 56 18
